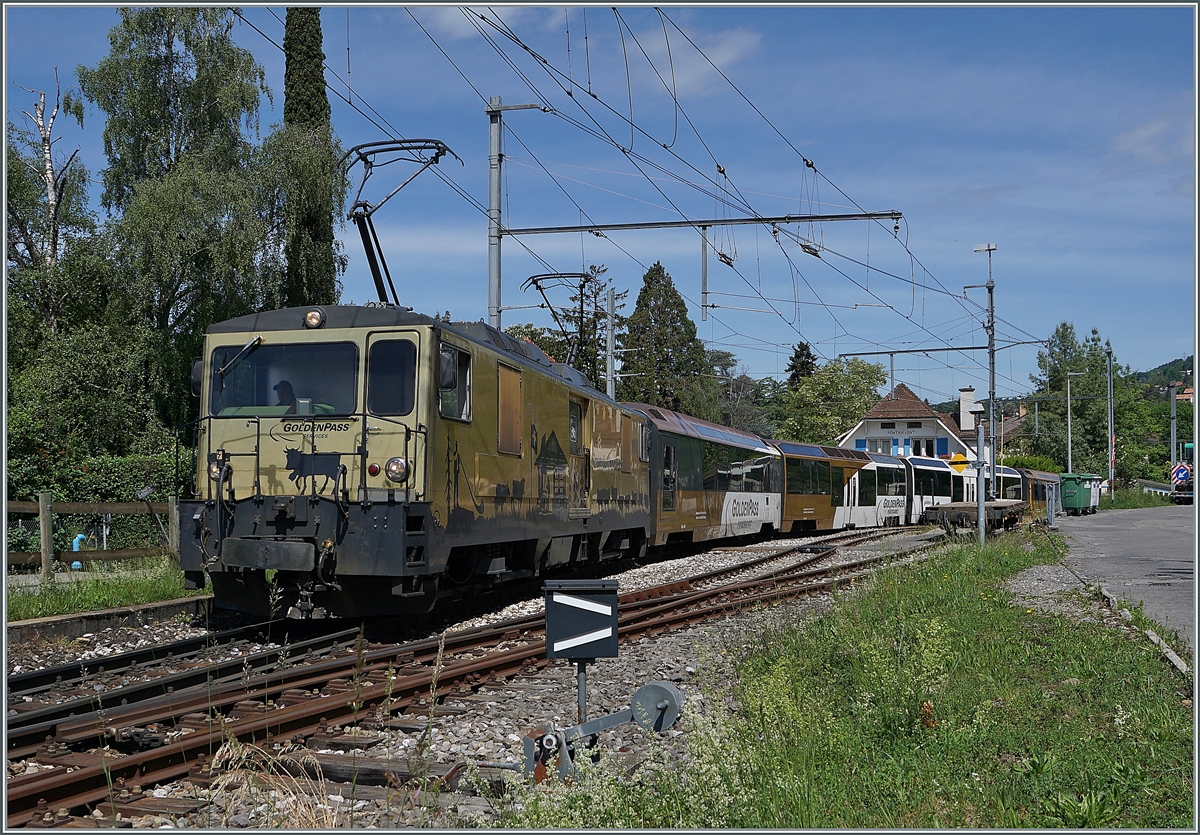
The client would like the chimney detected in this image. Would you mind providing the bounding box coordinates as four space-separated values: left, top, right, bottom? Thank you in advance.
959 387 976 431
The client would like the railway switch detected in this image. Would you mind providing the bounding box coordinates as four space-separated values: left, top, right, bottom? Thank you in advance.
522 680 685 782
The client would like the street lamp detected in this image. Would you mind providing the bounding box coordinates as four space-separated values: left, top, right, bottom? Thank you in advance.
1066 371 1086 474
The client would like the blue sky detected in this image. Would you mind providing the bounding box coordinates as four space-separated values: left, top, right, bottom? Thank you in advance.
5 3 1195 407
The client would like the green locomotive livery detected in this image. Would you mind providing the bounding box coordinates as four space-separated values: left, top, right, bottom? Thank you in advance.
180 305 653 618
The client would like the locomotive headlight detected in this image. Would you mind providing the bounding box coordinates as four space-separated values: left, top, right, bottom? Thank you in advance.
384 457 409 483
209 461 230 481
304 307 326 329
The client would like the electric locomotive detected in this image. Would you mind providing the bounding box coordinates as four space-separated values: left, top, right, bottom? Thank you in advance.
179 304 654 619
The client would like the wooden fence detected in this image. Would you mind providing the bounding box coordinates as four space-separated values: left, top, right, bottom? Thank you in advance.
6 494 180 582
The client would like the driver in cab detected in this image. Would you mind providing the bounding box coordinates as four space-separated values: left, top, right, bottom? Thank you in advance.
274 379 297 414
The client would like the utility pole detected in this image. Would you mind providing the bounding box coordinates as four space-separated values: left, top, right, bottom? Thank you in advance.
973 243 997 498
606 288 616 399
700 225 709 321
486 97 542 329
1106 343 1115 496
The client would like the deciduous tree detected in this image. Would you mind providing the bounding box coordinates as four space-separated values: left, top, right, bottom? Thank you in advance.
775 358 886 445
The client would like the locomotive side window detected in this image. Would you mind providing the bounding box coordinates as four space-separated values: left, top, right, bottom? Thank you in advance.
438 344 471 421
830 466 844 507
568 400 583 456
367 340 416 416
620 415 633 473
497 364 522 455
210 342 357 416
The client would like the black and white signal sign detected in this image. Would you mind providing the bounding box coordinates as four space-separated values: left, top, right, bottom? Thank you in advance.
544 579 619 659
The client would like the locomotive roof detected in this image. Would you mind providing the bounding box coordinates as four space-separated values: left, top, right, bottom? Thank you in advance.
207 304 440 333
207 304 618 402
867 453 904 466
623 403 775 454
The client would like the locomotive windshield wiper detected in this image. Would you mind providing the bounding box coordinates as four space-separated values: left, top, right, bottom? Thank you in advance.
215 335 263 379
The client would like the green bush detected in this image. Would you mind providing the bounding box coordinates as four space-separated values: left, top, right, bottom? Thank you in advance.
7 451 196 550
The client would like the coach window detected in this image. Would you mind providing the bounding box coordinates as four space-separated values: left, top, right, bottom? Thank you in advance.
936 470 951 496
816 460 831 495
830 466 844 507
858 468 877 506
952 474 964 503
367 340 417 416
438 344 471 421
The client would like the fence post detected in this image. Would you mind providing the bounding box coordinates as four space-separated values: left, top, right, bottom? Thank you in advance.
168 495 180 567
38 492 53 583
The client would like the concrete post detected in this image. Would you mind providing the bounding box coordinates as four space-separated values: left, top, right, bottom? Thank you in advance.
38 492 53 582
606 288 615 399
1106 344 1114 498
487 96 503 329
976 419 986 545
987 271 996 498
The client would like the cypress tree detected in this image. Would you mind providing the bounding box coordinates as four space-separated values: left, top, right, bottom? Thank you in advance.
280 7 337 306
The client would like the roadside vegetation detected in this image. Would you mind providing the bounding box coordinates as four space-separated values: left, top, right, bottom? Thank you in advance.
1101 487 1174 510
6 555 209 621
490 531 1193 828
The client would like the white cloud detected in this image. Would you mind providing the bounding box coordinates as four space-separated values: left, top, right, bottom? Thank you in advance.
1110 111 1194 165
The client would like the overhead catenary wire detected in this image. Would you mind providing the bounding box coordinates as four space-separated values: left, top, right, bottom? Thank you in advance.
470 10 1034 399
252 7 1042 401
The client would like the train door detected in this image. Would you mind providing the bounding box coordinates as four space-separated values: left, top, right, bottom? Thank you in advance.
363 331 423 500
567 397 590 518
661 442 677 515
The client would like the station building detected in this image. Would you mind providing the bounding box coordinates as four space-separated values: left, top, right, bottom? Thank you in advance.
837 383 985 464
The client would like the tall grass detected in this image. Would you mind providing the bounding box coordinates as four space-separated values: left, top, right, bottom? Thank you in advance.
1101 488 1174 510
6 556 209 621
492 533 1194 828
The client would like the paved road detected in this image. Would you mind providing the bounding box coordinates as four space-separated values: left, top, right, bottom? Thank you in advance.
1055 505 1195 652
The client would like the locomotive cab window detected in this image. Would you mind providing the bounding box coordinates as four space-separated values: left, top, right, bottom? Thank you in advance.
438 344 471 421
367 339 416 416
209 341 357 417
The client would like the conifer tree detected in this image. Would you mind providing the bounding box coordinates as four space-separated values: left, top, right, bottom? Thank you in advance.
785 341 818 388
616 262 715 418
278 6 339 306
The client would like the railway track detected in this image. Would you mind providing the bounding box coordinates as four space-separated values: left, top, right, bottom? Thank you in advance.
5 526 934 828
